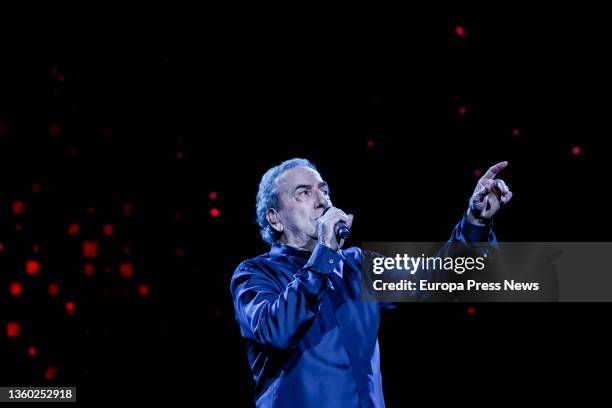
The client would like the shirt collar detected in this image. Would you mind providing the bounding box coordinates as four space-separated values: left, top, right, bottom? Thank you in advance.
270 242 313 259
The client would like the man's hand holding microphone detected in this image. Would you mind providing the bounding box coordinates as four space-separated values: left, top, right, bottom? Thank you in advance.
317 207 354 252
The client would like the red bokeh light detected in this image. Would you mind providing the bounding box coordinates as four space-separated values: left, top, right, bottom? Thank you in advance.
9 282 22 296
119 262 134 279
103 224 113 236
84 263 95 277
7 322 20 338
48 283 59 296
83 241 98 258
26 260 40 276
122 202 133 217
138 284 150 298
210 208 220 218
455 25 466 38
45 366 57 380
12 200 24 215
68 223 80 236
65 301 75 316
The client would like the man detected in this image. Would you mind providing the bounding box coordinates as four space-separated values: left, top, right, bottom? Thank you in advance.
230 158 512 407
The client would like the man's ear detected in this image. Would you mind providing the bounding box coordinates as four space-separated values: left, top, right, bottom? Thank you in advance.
266 209 283 233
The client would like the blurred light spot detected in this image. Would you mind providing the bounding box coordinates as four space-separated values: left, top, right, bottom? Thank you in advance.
48 283 59 296
45 366 57 380
122 202 133 217
209 191 218 200
84 263 95 277
65 301 75 316
28 345 37 357
138 284 150 298
9 282 22 296
12 200 24 215
7 322 20 338
83 241 98 258
68 223 80 236
210 208 220 218
119 262 134 279
26 260 40 276
455 25 466 38
103 224 113 237
467 306 476 315
572 146 581 155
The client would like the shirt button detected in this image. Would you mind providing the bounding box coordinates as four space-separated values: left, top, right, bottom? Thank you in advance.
328 259 334 264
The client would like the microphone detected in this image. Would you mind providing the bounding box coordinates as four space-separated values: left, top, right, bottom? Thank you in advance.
321 207 351 241
335 222 351 241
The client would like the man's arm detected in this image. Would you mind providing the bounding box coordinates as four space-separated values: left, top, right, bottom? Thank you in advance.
230 244 341 350
449 211 496 244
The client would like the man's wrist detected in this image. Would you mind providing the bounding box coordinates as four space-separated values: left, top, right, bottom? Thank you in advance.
466 208 492 227
304 243 343 276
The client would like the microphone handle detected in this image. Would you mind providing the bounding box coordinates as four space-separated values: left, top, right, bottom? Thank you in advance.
335 222 350 240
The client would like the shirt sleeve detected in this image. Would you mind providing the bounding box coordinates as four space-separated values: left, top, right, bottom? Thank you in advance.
230 244 342 350
449 211 497 243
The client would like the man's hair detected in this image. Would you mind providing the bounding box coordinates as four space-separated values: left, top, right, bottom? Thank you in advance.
256 158 318 244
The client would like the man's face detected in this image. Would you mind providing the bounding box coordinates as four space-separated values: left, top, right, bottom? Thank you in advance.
275 166 331 244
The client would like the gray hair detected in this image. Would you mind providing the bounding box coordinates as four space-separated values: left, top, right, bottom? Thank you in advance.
256 158 318 244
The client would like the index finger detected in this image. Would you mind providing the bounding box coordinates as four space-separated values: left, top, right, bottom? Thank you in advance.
481 161 508 180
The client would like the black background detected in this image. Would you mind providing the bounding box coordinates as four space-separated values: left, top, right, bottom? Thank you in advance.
1 6 610 405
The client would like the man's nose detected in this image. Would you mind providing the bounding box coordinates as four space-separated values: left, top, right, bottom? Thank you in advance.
315 189 330 208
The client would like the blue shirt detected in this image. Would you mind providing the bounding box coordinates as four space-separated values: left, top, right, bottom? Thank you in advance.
230 216 495 407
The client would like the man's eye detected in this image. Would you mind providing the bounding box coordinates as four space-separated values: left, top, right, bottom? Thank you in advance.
321 190 329 196
299 190 309 195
